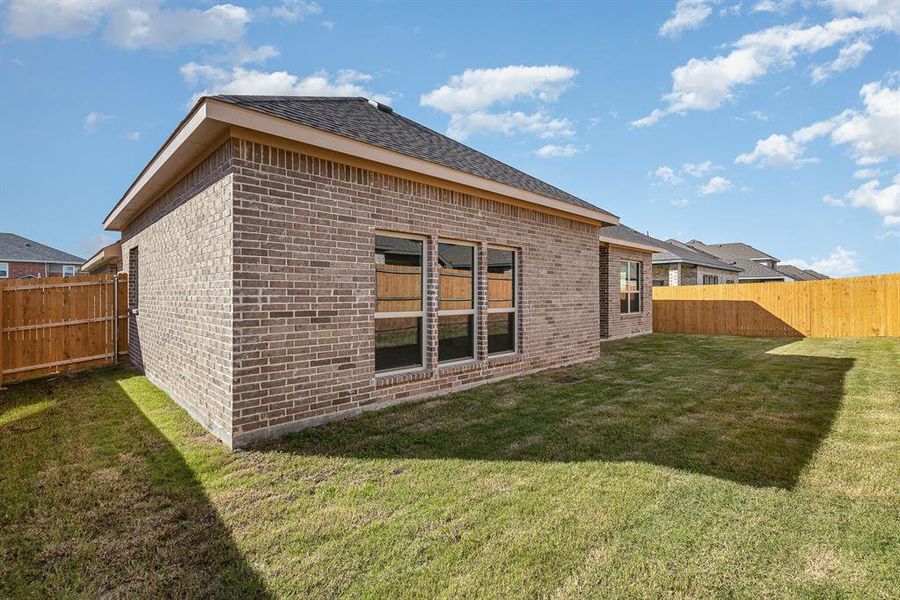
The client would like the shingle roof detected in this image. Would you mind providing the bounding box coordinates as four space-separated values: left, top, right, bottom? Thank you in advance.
803 269 831 280
686 240 779 262
775 264 825 281
211 95 615 219
598 225 668 252
651 238 743 272
0 233 84 264
729 258 786 280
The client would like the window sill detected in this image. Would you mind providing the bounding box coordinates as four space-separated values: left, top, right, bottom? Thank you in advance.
437 358 480 375
375 368 430 388
485 352 521 367
619 313 645 319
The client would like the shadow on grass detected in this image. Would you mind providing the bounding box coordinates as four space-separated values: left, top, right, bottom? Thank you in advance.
0 368 270 598
261 335 853 490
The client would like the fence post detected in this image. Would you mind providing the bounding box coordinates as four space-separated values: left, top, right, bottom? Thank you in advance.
113 274 118 365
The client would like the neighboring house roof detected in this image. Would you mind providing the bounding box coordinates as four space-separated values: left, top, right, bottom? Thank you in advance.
686 240 779 262
651 238 743 272
0 233 84 264
597 224 669 253
82 241 122 273
104 96 618 230
729 258 786 280
804 269 831 280
775 264 828 281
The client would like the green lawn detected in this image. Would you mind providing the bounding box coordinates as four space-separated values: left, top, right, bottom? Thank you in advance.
1 334 898 598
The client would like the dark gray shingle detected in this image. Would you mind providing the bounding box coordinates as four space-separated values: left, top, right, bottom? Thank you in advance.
0 233 84 264
211 96 615 219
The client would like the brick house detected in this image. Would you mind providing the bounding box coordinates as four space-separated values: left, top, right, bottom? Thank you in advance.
0 233 84 279
102 96 655 448
651 238 743 286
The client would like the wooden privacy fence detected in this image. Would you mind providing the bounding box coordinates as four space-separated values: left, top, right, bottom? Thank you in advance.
653 273 900 338
0 273 128 385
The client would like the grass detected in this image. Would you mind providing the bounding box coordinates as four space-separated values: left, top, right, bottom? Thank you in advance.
1 334 898 598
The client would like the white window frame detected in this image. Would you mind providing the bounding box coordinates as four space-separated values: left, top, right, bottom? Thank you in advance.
702 273 719 285
620 260 642 315
374 230 427 374
0 262 8 278
486 245 518 356
437 239 478 364
62 265 77 277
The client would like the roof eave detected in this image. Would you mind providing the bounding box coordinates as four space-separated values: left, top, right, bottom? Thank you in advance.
104 97 618 231
598 235 667 254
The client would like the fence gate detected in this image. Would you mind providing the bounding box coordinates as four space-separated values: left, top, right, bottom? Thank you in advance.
0 273 128 385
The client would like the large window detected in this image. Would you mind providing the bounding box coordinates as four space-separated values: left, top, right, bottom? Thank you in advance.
0 262 8 278
375 234 424 372
438 242 475 363
620 261 641 314
63 265 77 277
487 247 517 355
702 274 719 285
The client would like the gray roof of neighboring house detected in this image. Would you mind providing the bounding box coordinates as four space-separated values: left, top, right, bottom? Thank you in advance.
686 240 779 262
211 95 616 220
0 233 84 264
598 224 668 252
651 238 743 272
775 264 828 281
729 258 787 280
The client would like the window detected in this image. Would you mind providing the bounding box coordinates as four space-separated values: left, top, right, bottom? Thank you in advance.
487 247 517 354
620 261 641 314
438 242 475 363
0 262 8 278
375 234 424 372
62 265 77 277
702 274 719 285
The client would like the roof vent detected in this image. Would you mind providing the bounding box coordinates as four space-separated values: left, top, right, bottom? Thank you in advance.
367 99 394 114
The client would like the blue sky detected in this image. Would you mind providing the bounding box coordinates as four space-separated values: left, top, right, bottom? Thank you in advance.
1 0 898 276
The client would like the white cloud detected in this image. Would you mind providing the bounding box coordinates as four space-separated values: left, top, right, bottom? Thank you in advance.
749 110 770 121
632 6 896 126
420 65 577 114
447 111 574 141
420 65 578 141
125 131 141 141
659 0 715 38
264 0 322 22
682 160 718 177
823 174 900 225
698 176 733 195
875 229 900 238
854 168 885 179
735 133 820 167
228 43 280 65
752 0 795 13
5 0 117 38
180 64 391 106
671 198 690 208
534 144 580 158
810 40 873 83
322 20 334 30
737 78 899 167
650 165 684 185
785 246 860 277
84 111 113 132
6 1 253 50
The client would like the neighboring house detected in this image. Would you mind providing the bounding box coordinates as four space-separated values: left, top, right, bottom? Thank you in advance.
597 225 668 338
81 241 122 275
651 239 743 286
0 233 84 279
774 263 831 282
100 95 655 448
686 240 788 283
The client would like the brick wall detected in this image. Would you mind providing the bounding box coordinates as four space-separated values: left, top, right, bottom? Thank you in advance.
3 262 46 279
599 245 653 340
229 137 602 446
120 142 235 446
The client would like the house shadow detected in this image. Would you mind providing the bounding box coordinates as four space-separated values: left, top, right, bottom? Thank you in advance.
0 369 271 598
259 336 852 490
654 300 804 337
